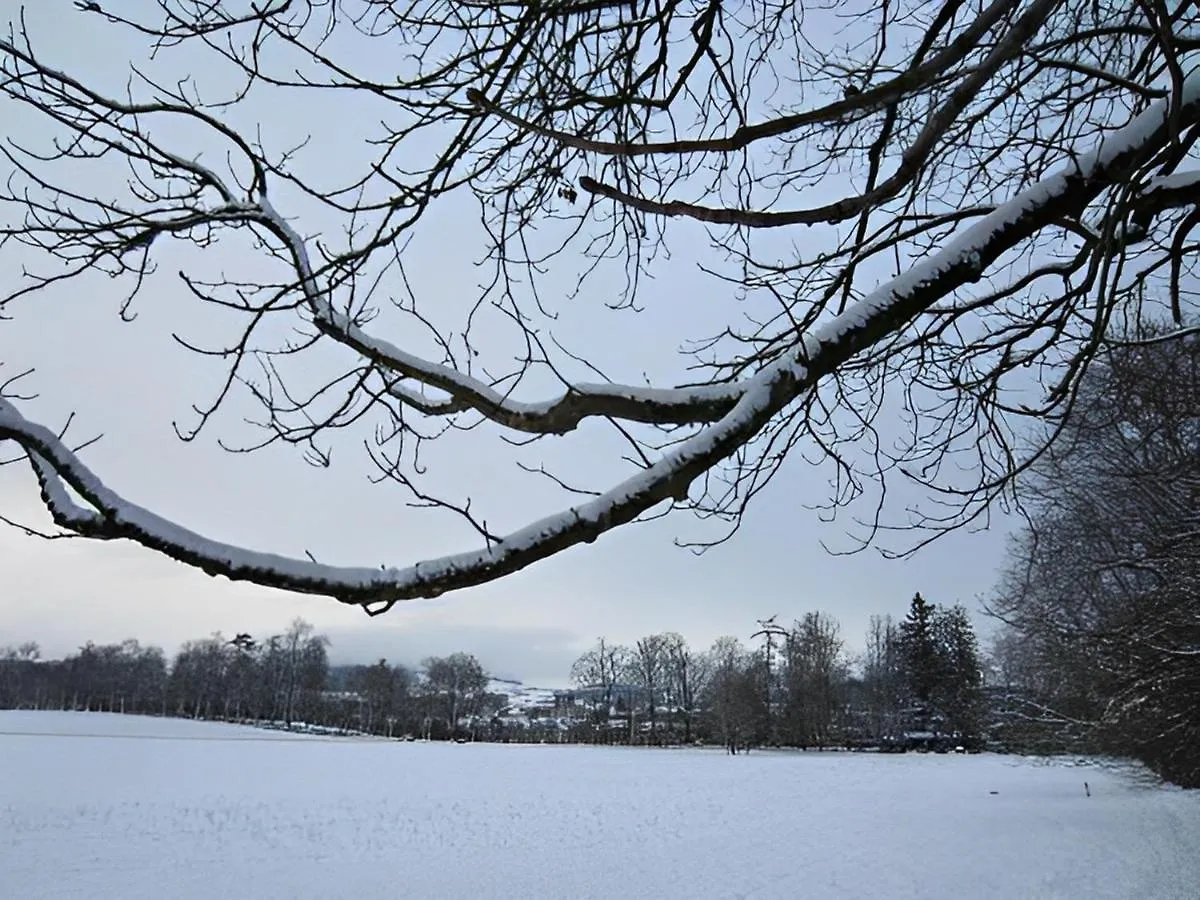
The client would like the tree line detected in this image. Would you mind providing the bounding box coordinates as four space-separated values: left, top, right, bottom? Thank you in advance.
0 620 499 742
564 596 985 753
4 595 989 754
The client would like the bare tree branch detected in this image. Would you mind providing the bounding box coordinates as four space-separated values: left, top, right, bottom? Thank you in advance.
1 0 1198 613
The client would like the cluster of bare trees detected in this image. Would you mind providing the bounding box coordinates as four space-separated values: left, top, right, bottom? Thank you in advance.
0 624 497 740
169 621 331 725
2 2 1199 612
0 639 167 717
570 633 718 744
565 597 984 752
988 333 1200 788
0 621 329 725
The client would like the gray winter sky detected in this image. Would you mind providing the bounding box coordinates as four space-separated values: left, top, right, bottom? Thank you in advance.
0 3 1015 687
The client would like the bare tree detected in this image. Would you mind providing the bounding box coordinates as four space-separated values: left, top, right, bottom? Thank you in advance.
421 652 489 739
569 637 626 726
627 633 671 739
170 635 230 719
751 615 788 744
257 635 289 723
861 615 905 743
704 636 766 754
0 642 41 709
2 3 1200 612
985 624 1105 753
988 330 1200 784
782 611 849 748
662 632 710 744
353 659 413 737
278 618 329 726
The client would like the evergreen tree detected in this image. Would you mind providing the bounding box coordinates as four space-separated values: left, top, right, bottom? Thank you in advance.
897 594 985 742
898 593 943 709
935 605 985 741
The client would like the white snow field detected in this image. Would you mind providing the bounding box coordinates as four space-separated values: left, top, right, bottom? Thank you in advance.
2 712 1198 899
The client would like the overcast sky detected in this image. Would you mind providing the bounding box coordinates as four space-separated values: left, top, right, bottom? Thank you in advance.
0 3 1017 687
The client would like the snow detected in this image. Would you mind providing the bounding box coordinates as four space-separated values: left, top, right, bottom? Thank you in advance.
0 711 336 742
3 712 1198 899
1142 169 1200 195
487 676 559 709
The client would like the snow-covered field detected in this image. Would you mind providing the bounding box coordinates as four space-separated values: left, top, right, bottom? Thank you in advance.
2 712 1198 899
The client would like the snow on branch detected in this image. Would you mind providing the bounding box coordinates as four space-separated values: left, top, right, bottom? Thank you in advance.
316 307 747 433
245 194 747 435
4 66 1198 611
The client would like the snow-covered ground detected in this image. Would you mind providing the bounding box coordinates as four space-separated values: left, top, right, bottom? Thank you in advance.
2 712 1198 899
487 675 559 711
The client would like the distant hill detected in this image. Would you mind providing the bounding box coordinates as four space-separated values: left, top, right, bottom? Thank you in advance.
486 676 558 713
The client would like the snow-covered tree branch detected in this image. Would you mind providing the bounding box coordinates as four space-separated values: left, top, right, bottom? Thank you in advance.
2 1 1199 613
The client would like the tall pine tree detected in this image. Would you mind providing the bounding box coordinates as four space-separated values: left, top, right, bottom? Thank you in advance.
936 605 984 740
898 593 984 741
898 593 943 708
